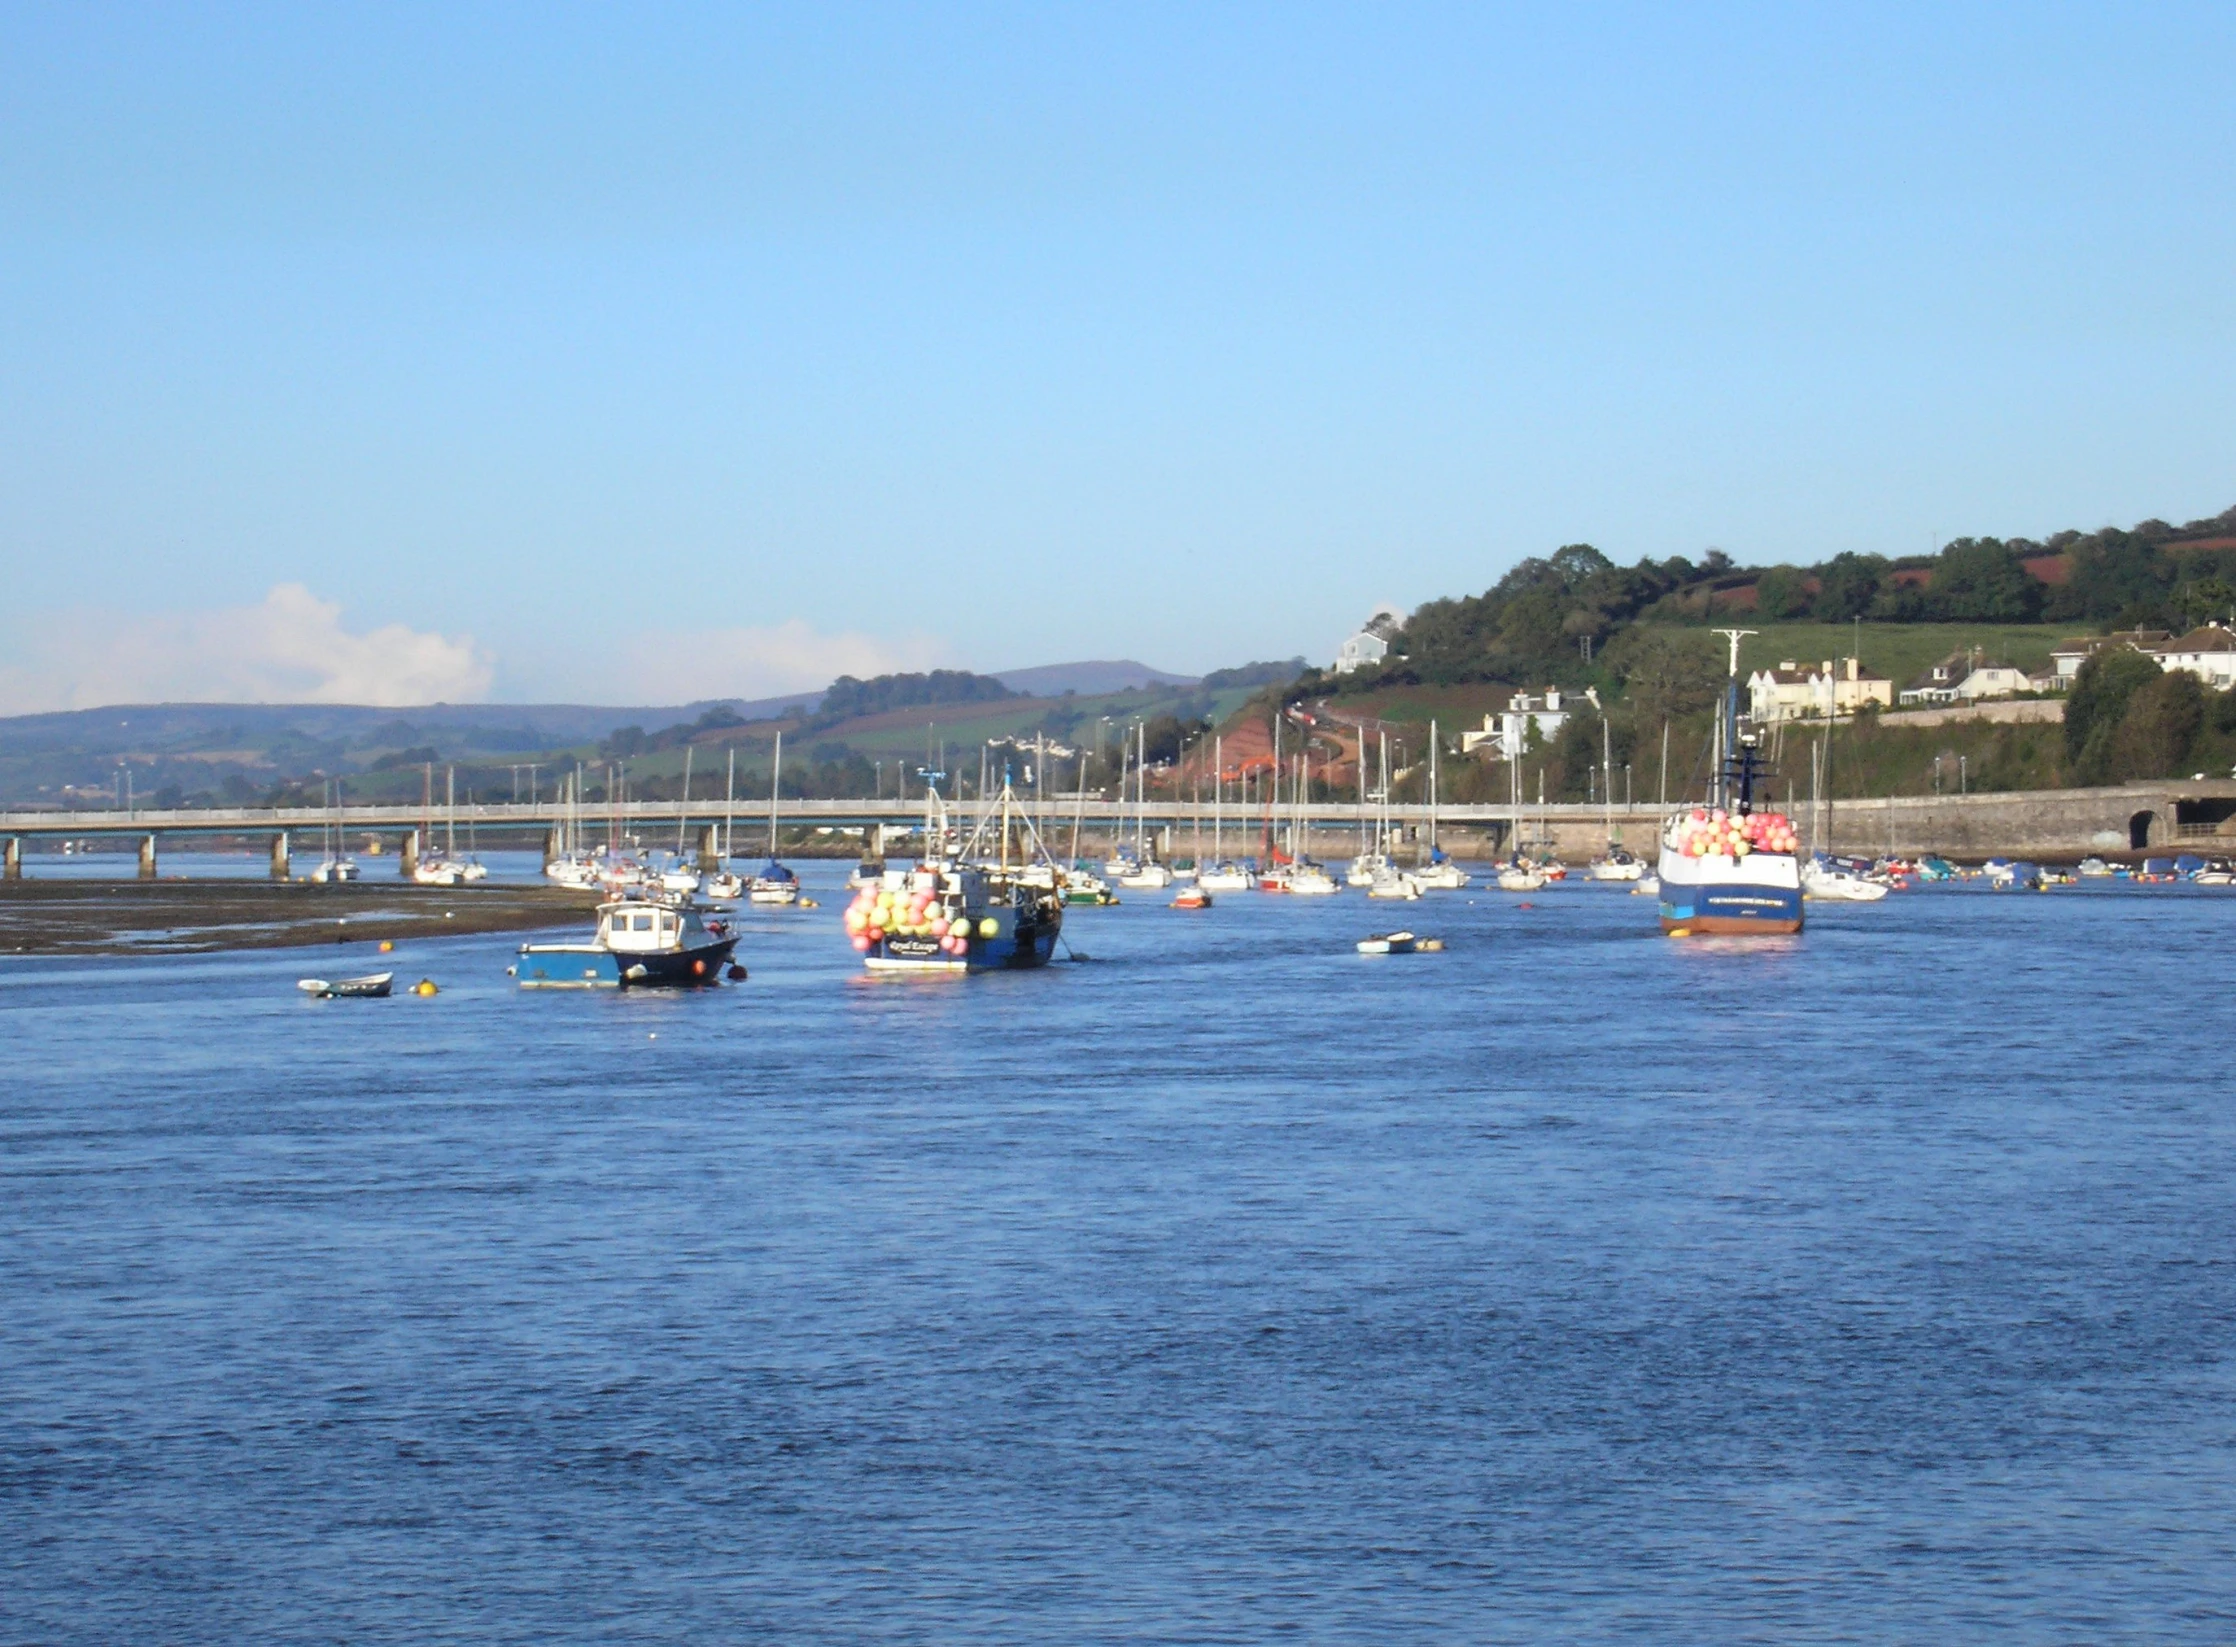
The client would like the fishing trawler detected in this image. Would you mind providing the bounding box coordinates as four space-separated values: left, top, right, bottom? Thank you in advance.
1657 630 1804 936
842 780 1064 973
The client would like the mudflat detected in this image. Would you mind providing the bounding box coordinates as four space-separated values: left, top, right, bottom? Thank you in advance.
0 880 591 955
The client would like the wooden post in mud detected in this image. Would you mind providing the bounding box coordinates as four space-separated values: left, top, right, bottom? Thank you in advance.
138 834 158 880
400 829 420 879
696 824 721 872
269 832 289 880
3 836 18 880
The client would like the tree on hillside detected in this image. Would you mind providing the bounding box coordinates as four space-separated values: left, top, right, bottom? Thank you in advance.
1811 552 1888 622
1927 539 2042 622
1606 628 1723 730
2177 576 2236 629
1389 545 1688 688
2065 647 2164 783
2109 671 2205 782
819 670 1013 720
2045 529 2171 626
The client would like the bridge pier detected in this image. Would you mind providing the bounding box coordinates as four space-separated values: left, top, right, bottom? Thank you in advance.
696 824 721 872
4 836 18 881
400 830 419 879
270 832 290 880
138 834 158 880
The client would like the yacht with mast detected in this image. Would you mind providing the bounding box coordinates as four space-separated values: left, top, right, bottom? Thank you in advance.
748 731 803 904
308 778 359 882
1196 733 1257 890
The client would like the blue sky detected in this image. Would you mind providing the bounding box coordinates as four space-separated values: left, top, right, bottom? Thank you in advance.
2 3 2232 709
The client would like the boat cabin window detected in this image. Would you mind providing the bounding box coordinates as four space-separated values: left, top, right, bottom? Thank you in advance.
632 912 653 931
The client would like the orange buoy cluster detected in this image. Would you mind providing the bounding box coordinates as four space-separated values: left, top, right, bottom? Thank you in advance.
843 880 988 956
1674 807 1798 858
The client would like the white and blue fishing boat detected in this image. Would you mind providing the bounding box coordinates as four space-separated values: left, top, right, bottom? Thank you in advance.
511 897 741 988
842 780 1063 973
1657 629 1804 936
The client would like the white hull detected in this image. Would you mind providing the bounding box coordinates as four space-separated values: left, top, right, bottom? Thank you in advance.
1803 868 1889 902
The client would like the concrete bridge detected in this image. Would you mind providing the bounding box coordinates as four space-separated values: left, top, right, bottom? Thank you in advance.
6 782 2236 878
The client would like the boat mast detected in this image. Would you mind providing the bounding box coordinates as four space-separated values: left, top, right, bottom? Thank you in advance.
1429 719 1439 855
767 730 782 859
1070 747 1088 865
445 765 456 859
1270 711 1282 862
1711 628 1756 814
1379 731 1390 858
1213 734 1223 863
1602 714 1613 850
678 745 693 857
724 747 735 862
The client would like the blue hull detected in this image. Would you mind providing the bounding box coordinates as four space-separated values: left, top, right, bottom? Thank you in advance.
1659 883 1804 934
865 926 1060 973
515 935 737 988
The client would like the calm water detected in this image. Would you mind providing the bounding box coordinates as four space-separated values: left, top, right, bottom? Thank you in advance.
5 872 2234 1643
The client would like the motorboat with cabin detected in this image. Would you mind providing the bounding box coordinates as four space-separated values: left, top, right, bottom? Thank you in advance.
512 896 742 988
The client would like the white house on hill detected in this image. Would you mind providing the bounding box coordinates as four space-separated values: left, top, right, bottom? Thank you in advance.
1899 650 2034 706
1334 607 1404 674
1746 657 1894 722
2155 626 2236 690
1459 687 1598 759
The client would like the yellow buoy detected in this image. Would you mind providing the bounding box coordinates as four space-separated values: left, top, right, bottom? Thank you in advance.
379 940 394 953
978 917 998 939
413 979 439 996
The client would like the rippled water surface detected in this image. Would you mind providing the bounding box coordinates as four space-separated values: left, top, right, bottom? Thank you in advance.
6 871 2235 1643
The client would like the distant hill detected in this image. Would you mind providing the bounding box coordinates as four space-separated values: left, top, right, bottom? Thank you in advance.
0 695 819 760
990 659 1197 696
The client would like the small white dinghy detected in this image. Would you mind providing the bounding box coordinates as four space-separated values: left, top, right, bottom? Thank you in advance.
1356 932 1444 955
297 971 394 999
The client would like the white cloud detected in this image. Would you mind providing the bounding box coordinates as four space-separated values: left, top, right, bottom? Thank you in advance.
596 618 954 705
0 584 493 713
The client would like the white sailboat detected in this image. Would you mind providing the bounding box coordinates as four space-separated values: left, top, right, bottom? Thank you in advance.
1113 722 1172 886
1197 733 1256 889
703 747 747 900
309 778 359 882
546 766 601 888
748 731 802 904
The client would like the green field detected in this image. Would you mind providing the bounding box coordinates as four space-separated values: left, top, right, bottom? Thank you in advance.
1728 623 2090 689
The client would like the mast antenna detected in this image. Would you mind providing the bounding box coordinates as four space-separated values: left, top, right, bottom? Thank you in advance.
1711 628 1757 679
